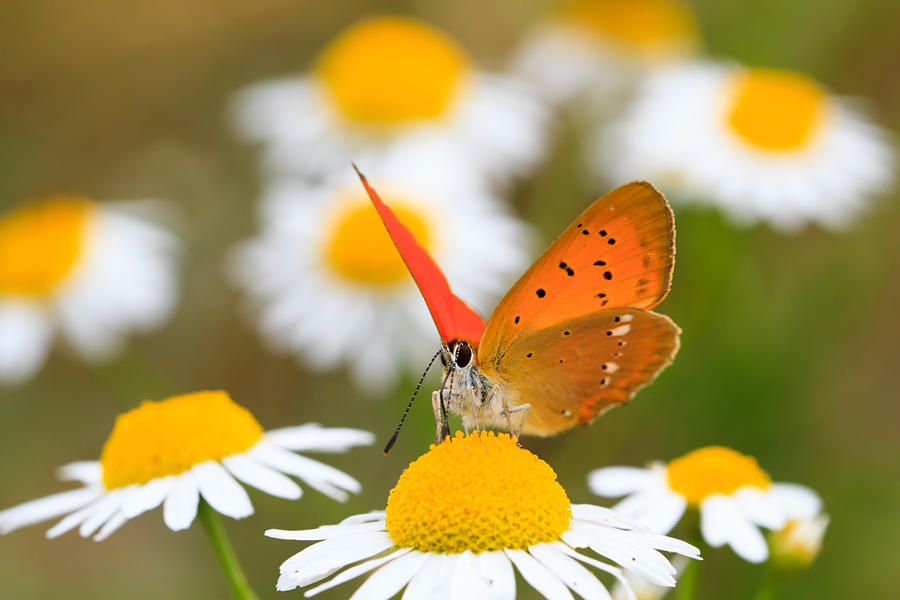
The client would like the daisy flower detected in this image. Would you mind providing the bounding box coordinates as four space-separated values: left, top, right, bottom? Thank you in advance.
0 195 179 384
227 156 532 391
599 62 896 230
588 446 823 564
233 16 549 185
514 0 699 107
0 390 375 540
269 431 700 599
768 513 829 574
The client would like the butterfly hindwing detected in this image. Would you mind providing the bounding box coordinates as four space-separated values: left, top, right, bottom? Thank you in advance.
480 181 674 360
481 308 680 436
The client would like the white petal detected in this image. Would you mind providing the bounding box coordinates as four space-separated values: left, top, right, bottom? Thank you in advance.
403 553 452 599
449 550 492 599
734 487 787 530
93 511 129 541
700 495 768 563
0 486 101 534
264 425 376 453
770 483 822 519
529 543 613 600
191 460 254 520
266 520 386 541
306 548 412 597
588 467 656 497
163 473 199 531
78 489 128 537
249 442 360 500
0 300 53 383
348 550 428 600
571 505 642 530
222 453 302 500
280 532 394 578
57 462 103 485
121 476 176 518
46 499 102 538
478 551 517 600
504 548 574 600
551 542 635 600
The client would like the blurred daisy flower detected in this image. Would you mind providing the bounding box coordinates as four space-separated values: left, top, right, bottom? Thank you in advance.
600 62 896 230
514 0 699 107
269 432 700 599
589 446 822 564
768 513 829 575
228 157 532 391
233 16 549 184
0 196 178 384
0 390 374 540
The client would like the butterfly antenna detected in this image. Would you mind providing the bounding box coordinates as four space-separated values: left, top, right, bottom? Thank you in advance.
383 348 442 455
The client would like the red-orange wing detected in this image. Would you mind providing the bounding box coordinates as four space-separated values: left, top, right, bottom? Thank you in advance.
479 181 674 360
355 166 486 346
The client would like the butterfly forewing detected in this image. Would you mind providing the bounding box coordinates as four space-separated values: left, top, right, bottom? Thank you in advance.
481 309 680 436
480 181 674 360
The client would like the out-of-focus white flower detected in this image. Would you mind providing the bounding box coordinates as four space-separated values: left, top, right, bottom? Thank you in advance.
600 62 896 231
768 513 829 574
514 0 699 107
0 390 374 540
228 154 533 392
270 432 700 599
233 16 549 185
589 446 822 564
0 196 179 384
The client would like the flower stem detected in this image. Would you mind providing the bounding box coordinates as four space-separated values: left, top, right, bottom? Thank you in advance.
752 569 783 600
198 500 260 600
675 554 700 600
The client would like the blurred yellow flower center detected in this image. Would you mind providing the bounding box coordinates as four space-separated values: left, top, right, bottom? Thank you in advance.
667 446 770 506
327 197 431 285
100 391 263 489
727 69 828 151
317 17 470 123
386 431 571 553
0 197 93 296
565 0 697 49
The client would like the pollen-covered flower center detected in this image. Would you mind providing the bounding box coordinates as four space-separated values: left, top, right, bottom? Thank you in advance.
726 68 828 151
666 446 771 506
565 0 697 49
0 197 93 296
317 17 469 123
326 196 431 285
100 391 264 489
386 431 571 553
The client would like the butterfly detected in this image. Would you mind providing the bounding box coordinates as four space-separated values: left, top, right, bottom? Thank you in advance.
354 166 680 448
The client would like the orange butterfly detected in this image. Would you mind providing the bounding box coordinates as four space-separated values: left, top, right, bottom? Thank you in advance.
355 167 680 447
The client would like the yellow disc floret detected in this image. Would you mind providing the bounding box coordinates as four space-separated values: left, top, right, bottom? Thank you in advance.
326 196 432 285
316 17 470 123
727 68 828 151
386 431 571 553
564 0 698 51
0 196 93 296
666 446 771 506
100 391 264 489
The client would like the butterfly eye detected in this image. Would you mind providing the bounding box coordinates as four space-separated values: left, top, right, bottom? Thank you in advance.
454 342 473 368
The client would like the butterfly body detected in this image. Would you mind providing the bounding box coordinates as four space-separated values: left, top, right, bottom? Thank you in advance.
355 167 680 443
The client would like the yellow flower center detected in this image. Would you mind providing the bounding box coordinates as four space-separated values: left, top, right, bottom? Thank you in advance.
386 432 571 553
316 17 470 124
726 68 828 151
564 0 697 50
666 446 771 507
0 197 93 296
100 391 264 489
326 195 432 286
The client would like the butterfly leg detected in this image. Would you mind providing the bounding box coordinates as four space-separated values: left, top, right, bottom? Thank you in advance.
431 390 452 444
507 404 531 439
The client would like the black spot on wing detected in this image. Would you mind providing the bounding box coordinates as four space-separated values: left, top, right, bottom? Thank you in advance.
603 271 613 280
594 260 606 267
536 288 546 298
514 316 520 324
608 238 616 245
599 230 607 236
558 261 575 277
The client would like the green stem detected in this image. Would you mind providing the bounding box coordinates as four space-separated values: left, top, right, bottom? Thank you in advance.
752 570 783 600
198 500 261 600
675 554 700 600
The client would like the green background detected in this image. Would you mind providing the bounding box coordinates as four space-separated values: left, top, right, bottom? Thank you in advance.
1 0 898 598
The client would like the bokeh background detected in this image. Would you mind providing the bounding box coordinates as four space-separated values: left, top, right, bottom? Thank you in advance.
1 0 899 598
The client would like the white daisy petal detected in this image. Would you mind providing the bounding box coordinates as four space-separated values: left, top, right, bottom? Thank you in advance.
307 549 413 597
78 489 128 538
551 542 635 600
477 550 517 600
45 500 102 539
348 550 429 600
279 532 395 577
505 548 574 600
266 520 387 541
163 472 200 531
734 487 787 530
700 495 768 563
0 487 102 534
0 300 53 383
120 476 176 519
588 467 658 497
403 553 450 600
222 453 302 500
57 462 103 485
191 460 254 520
249 442 361 498
93 511 129 541
264 425 376 453
529 543 614 600
448 550 491 599
770 483 822 519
